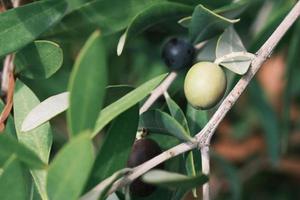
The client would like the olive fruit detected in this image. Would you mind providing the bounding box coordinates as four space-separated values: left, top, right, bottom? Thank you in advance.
184 62 227 109
127 138 163 197
161 37 195 70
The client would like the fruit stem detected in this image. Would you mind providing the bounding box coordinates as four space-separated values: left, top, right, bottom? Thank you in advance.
139 71 177 114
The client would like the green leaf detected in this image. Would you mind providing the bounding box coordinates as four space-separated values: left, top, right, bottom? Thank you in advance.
140 109 192 142
48 0 161 37
22 74 165 136
0 155 30 200
213 0 249 19
14 40 63 79
186 104 208 136
47 133 94 200
0 0 67 57
21 86 133 132
117 2 192 55
216 26 252 75
87 105 139 190
164 93 190 134
21 92 69 132
189 4 239 44
0 134 45 169
67 30 107 136
14 79 53 200
142 170 208 190
81 168 132 200
178 0 248 28
92 73 167 137
195 37 218 62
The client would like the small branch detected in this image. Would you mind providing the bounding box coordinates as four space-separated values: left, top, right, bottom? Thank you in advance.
201 146 210 200
139 71 177 114
196 0 300 145
83 1 300 198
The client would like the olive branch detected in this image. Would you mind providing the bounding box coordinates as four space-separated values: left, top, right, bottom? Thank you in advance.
83 1 300 199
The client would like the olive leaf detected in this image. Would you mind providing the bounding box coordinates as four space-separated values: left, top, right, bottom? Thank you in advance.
80 168 132 200
117 2 192 55
189 4 239 44
142 169 208 191
139 109 193 142
0 0 67 57
215 26 254 75
14 40 63 79
21 92 69 132
67 30 107 136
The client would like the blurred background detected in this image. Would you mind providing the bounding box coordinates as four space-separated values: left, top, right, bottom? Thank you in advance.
5 0 300 199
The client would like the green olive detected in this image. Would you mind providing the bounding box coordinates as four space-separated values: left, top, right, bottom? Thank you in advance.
184 62 226 109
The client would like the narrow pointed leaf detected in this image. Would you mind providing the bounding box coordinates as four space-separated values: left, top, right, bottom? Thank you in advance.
48 0 160 37
186 104 208 135
92 73 167 137
21 92 69 132
178 0 248 28
21 86 133 132
14 40 63 79
81 168 131 200
117 2 192 55
68 30 107 136
14 80 53 199
142 170 208 190
216 27 252 75
185 151 197 197
47 133 94 200
87 105 139 190
140 109 192 142
164 94 190 134
189 5 239 44
0 0 67 57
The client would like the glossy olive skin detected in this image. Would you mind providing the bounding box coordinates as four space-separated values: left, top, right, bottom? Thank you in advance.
161 37 195 70
127 138 163 197
184 62 227 109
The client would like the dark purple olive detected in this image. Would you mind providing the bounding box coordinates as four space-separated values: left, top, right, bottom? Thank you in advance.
161 37 195 70
127 138 163 197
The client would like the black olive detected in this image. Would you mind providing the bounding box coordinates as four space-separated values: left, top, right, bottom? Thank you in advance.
127 138 163 197
161 37 195 70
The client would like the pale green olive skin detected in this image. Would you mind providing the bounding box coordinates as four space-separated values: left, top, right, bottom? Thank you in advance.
184 62 227 109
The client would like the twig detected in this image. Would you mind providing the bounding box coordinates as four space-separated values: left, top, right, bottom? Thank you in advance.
0 0 20 132
196 0 300 145
0 72 15 132
83 1 300 198
201 146 210 200
139 71 177 114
